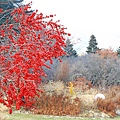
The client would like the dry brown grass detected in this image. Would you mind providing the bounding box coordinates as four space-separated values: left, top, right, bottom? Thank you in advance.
38 80 120 118
34 92 81 116
104 85 120 99
95 93 120 117
0 104 9 120
73 77 93 92
1 80 120 118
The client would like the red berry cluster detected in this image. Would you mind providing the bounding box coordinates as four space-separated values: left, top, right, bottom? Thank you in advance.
0 2 71 114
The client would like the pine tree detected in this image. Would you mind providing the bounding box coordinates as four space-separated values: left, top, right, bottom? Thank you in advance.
86 34 99 54
64 38 78 57
117 47 120 58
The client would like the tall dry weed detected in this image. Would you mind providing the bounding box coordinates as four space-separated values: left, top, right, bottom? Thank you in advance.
34 92 81 116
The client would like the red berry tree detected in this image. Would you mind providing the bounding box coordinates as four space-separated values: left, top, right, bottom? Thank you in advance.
0 2 70 114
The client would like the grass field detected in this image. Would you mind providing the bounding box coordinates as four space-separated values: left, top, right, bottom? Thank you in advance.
2 113 120 120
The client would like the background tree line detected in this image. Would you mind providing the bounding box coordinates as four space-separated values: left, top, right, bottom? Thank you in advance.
0 0 120 89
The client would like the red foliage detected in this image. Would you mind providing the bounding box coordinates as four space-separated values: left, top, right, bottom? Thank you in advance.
0 2 70 113
0 8 2 13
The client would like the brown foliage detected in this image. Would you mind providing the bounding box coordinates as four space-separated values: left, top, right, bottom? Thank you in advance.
95 93 120 117
73 77 92 92
97 48 118 59
54 60 70 83
104 85 120 99
34 92 81 116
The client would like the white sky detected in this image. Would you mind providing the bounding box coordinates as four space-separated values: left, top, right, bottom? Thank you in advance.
23 0 120 54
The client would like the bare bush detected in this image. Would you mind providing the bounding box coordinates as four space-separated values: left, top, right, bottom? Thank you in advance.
43 54 120 89
71 54 120 88
42 57 76 83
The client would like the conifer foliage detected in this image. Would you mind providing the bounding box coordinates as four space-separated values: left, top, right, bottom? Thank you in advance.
117 46 120 58
64 38 78 57
86 34 99 54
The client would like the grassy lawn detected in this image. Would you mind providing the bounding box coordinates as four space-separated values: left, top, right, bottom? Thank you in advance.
4 113 120 120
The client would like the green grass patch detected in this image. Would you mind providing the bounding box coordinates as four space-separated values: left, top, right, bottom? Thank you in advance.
5 113 120 120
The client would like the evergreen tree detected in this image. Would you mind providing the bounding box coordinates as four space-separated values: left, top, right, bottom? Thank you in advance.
63 38 78 57
117 47 120 58
86 34 99 54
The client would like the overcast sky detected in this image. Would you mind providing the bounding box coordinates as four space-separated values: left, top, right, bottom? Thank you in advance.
24 0 120 54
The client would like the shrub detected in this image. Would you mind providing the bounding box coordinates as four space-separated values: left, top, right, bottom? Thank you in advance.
42 57 75 83
42 80 65 95
72 77 92 92
43 53 120 89
69 54 120 88
34 92 81 116
0 2 70 113
54 59 70 83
